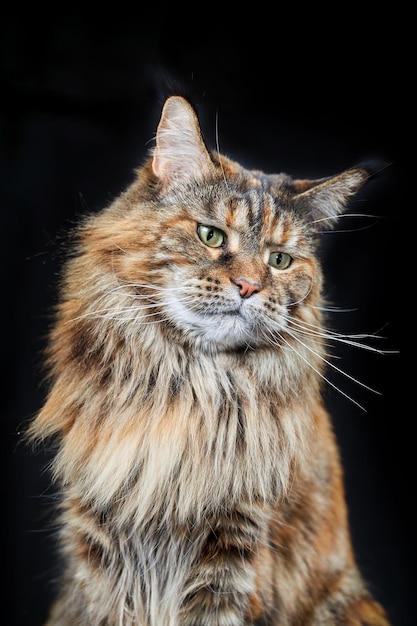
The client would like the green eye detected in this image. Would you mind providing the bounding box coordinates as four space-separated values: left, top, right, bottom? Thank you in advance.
197 224 225 248
268 251 292 270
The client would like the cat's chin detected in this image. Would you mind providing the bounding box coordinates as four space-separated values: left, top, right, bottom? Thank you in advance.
180 314 262 353
165 297 270 352
194 334 256 354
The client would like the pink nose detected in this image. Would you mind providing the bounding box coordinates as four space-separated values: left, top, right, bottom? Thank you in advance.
231 277 262 299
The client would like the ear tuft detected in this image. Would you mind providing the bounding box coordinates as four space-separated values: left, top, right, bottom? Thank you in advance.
293 167 372 229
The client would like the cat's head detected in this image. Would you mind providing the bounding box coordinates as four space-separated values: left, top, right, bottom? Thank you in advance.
70 96 375 356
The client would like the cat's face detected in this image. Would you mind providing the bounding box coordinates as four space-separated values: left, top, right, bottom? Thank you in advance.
141 180 319 353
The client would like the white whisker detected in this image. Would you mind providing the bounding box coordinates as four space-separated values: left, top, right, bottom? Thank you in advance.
261 324 370 411
283 315 388 355
288 326 379 394
215 108 228 190
312 211 384 234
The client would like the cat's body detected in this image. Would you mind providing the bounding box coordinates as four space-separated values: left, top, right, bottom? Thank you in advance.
29 96 390 625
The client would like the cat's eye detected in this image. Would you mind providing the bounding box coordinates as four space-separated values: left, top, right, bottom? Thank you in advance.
268 251 292 270
197 224 226 248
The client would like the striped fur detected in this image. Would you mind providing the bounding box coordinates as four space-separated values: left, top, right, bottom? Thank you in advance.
28 96 390 625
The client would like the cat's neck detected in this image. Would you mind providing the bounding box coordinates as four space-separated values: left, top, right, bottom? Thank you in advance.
39 321 322 531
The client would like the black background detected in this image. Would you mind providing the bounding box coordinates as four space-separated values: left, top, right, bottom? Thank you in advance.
2 10 408 626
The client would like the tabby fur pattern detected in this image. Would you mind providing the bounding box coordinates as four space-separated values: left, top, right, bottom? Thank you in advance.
28 95 390 625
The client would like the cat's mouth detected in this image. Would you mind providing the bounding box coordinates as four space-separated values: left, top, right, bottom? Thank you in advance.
203 306 243 317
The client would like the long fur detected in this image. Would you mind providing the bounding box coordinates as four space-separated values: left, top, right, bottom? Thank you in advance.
28 96 390 625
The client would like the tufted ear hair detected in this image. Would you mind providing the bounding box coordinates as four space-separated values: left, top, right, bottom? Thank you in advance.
152 96 215 194
292 165 376 229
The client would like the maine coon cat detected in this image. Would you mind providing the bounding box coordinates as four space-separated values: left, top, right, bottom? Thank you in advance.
28 95 390 625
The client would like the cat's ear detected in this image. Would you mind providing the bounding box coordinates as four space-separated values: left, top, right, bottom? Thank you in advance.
152 96 214 193
292 166 373 229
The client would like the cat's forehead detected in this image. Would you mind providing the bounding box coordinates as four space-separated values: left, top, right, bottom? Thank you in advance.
246 168 291 191
200 173 297 234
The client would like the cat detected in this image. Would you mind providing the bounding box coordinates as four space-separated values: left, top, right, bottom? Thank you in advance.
28 95 391 625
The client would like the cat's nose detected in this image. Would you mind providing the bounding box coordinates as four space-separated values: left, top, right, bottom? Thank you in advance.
231 277 262 299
